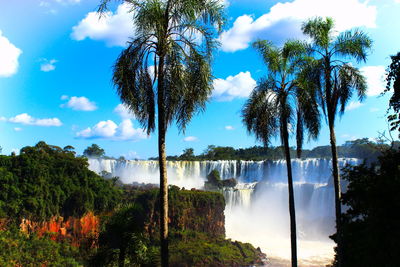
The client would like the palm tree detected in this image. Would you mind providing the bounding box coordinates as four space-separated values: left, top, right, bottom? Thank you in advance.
242 40 320 267
98 1 224 266
301 17 372 266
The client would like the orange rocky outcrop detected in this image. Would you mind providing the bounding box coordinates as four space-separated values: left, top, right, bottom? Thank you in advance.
20 212 99 247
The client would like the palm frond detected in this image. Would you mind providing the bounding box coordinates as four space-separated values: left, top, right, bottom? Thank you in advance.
113 36 156 134
302 17 335 49
242 83 279 146
253 40 281 73
336 64 367 115
333 29 373 63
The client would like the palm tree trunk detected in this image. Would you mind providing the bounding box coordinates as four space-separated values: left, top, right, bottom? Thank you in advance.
157 55 169 267
282 122 298 267
328 118 342 267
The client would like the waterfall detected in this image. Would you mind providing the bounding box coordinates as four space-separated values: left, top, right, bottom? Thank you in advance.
88 157 361 264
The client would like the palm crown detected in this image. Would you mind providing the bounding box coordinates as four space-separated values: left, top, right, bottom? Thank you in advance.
301 17 372 122
99 0 225 134
243 40 320 157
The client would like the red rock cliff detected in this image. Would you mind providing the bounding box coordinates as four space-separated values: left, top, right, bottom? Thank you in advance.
19 212 99 247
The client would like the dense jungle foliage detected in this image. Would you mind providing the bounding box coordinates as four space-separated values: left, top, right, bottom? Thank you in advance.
0 229 82 266
333 149 400 267
0 141 122 221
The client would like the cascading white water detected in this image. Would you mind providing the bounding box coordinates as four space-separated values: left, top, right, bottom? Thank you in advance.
88 157 360 266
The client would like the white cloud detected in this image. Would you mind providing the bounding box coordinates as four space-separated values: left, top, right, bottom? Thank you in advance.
40 59 57 72
184 136 198 142
370 107 379 112
219 0 377 52
360 65 386 96
60 95 69 100
345 101 363 111
8 113 62 126
61 96 97 111
14 127 22 132
0 116 6 121
114 104 135 119
212 71 256 101
76 119 147 141
225 125 234 130
0 30 22 77
71 3 134 47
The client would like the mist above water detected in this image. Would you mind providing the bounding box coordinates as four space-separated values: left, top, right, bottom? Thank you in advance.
88 158 360 265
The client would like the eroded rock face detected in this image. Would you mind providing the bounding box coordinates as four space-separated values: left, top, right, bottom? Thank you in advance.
19 212 99 247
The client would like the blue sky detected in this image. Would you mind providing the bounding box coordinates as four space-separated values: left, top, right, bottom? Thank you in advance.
0 0 399 159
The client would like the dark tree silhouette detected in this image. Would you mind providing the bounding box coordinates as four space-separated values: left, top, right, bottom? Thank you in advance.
301 17 372 266
242 39 320 267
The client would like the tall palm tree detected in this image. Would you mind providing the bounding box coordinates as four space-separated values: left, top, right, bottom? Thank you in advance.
242 40 320 267
98 1 224 266
301 17 372 267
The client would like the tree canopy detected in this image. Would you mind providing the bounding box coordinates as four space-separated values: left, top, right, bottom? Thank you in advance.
0 141 121 221
385 51 400 139
335 149 400 267
83 144 106 158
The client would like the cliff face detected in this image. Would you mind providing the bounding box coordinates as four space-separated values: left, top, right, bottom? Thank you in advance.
169 189 225 237
17 188 225 247
19 212 99 247
121 186 226 239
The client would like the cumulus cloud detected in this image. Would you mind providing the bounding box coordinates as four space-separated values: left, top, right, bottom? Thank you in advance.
14 127 22 132
0 30 22 77
114 104 135 119
8 113 62 126
183 136 198 142
345 101 363 111
76 119 147 141
360 65 386 97
61 96 97 111
40 58 57 72
212 71 256 101
225 125 234 130
71 3 134 47
219 0 377 52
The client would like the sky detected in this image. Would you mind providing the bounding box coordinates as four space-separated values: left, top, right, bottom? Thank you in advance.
0 0 399 159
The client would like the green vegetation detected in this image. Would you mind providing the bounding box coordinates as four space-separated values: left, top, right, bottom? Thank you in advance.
169 230 264 267
83 144 106 158
0 141 121 221
162 138 390 162
385 51 400 139
0 229 81 266
333 149 400 267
